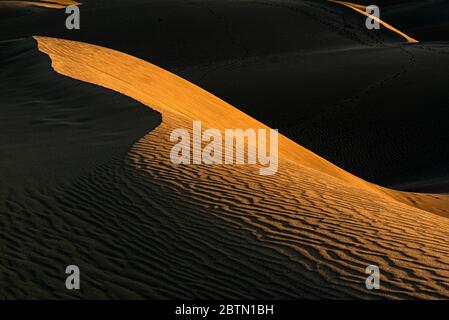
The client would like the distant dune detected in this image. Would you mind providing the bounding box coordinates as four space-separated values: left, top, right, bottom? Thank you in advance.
1 0 447 190
1 0 449 299
2 34 449 298
0 0 78 10
355 0 449 42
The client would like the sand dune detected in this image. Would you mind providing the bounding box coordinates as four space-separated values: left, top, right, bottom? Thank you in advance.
355 0 449 42
3 0 447 190
34 36 449 215
1 35 446 298
0 1 63 9
0 37 160 187
328 1 418 43
0 0 78 9
2 0 449 299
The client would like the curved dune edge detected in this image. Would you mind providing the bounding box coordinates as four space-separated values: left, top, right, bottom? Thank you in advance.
44 0 79 4
0 37 160 186
0 0 79 9
27 36 449 298
0 1 64 8
328 0 419 43
33 35 448 217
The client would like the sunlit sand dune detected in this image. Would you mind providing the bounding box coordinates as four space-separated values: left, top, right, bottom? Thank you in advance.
328 0 418 43
0 0 79 9
2 0 449 300
0 2 63 9
2 0 448 191
352 0 449 42
34 36 449 216
2 35 442 298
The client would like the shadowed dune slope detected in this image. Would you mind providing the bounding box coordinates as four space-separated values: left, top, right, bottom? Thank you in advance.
1 35 442 298
0 37 161 186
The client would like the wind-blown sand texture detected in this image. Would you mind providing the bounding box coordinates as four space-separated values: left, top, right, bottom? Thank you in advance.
1 0 449 299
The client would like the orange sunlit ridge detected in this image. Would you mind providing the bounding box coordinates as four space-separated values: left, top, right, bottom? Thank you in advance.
0 1 81 9
328 0 419 43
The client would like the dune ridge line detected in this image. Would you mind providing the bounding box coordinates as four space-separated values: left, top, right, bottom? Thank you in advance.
33 35 448 217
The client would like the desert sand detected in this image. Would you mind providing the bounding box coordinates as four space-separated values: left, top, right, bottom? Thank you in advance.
355 0 449 42
2 0 446 191
0 0 78 9
1 0 449 299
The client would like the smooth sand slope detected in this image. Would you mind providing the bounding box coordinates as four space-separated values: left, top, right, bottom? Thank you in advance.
2 35 448 298
0 37 160 187
2 0 447 190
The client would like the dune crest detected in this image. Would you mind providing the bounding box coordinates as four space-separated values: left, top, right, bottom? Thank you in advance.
6 35 443 298
328 0 419 43
34 35 449 217
0 0 79 9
